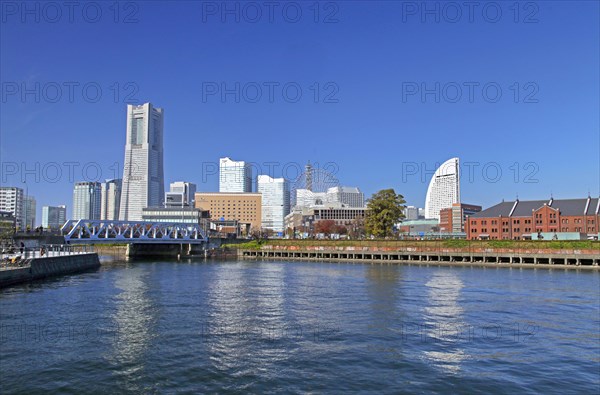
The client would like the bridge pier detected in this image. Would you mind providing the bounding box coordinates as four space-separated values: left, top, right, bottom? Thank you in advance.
126 243 185 258
125 243 208 258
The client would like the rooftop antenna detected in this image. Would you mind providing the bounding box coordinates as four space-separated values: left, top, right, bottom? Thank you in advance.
305 161 313 192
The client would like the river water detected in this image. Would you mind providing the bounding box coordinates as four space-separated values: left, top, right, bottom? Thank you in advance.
1 259 599 394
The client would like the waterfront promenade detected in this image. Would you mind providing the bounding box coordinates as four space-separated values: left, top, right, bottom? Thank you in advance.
0 245 100 288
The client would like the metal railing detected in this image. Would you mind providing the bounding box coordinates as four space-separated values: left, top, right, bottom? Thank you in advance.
0 244 96 270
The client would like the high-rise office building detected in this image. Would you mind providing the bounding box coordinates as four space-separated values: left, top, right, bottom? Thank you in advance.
42 205 67 229
403 206 419 220
258 175 290 233
101 179 122 220
73 181 102 220
0 187 24 230
424 157 460 220
119 103 165 221
165 181 197 207
219 157 252 193
23 196 36 229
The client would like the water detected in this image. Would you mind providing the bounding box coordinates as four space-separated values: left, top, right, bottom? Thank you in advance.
1 259 599 394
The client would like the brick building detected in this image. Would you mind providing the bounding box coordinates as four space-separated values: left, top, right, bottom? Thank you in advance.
466 197 600 240
439 203 482 233
195 192 262 231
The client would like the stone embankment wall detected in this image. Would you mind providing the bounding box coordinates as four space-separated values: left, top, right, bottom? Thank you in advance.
0 253 100 288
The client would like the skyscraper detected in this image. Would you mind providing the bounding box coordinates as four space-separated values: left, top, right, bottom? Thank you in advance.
42 205 67 229
424 157 460 220
23 196 36 229
0 187 24 230
258 175 290 233
73 182 102 220
219 157 252 193
119 103 165 221
101 179 122 220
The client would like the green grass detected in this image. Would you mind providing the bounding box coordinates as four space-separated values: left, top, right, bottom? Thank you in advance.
229 238 599 251
223 240 265 250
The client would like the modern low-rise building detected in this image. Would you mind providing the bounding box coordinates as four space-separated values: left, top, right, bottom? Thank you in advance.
325 186 365 208
141 206 209 224
398 219 440 235
466 197 600 240
195 192 262 232
165 181 197 207
284 205 366 235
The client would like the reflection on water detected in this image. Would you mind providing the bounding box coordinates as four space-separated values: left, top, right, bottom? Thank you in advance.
204 263 291 380
108 265 157 390
423 270 468 374
1 261 598 394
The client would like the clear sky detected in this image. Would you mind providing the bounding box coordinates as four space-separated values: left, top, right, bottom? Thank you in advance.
1 1 599 222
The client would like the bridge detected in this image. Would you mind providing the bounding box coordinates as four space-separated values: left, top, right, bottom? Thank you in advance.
61 220 208 244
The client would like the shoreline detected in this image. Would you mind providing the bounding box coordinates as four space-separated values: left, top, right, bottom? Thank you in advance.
239 255 599 271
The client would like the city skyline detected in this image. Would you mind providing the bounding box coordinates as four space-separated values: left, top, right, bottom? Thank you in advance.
1 2 598 224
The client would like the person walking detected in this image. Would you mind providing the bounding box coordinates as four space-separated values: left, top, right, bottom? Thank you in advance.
19 242 24 254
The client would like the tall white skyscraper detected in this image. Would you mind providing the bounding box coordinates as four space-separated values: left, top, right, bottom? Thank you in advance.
424 157 460 220
258 175 290 233
42 205 67 229
73 182 102 220
165 181 197 207
219 157 252 193
0 187 24 230
101 179 122 220
119 103 165 221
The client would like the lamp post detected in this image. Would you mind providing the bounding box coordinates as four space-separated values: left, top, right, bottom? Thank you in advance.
22 181 28 232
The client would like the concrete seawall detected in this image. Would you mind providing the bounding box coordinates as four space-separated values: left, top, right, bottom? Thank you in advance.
0 253 101 288
239 248 600 270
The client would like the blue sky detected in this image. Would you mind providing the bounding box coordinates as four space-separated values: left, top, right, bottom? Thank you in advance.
1 1 599 221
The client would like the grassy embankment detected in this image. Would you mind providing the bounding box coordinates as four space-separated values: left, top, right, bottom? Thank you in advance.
226 239 599 251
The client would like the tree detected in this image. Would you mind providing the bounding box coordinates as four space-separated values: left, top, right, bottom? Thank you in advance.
315 220 336 235
349 216 366 239
365 189 406 238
